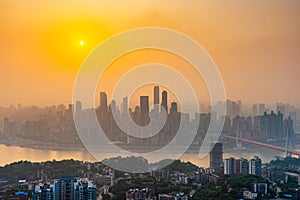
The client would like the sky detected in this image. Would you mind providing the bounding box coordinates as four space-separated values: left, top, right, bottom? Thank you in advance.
1 0 300 108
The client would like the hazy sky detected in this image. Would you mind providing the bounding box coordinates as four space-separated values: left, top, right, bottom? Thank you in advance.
1 1 300 107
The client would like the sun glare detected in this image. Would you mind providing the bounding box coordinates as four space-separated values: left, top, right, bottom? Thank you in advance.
79 40 84 46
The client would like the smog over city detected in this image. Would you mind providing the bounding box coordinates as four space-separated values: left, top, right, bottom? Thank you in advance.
0 1 300 199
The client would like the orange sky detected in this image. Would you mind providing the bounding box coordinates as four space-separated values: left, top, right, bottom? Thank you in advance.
1 0 300 107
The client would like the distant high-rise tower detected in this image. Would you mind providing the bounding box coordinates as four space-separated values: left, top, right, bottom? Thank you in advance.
252 104 258 116
170 102 178 114
161 90 168 114
122 96 128 114
100 92 108 111
68 104 74 112
109 100 116 112
154 86 159 105
276 103 286 116
237 100 242 115
75 100 82 113
154 86 160 113
210 142 223 172
140 96 150 125
258 103 265 115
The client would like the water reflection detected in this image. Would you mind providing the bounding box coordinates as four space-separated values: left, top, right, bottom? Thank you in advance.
0 144 287 168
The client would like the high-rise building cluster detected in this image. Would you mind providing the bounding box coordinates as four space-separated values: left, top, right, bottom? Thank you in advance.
224 156 262 176
209 142 263 177
224 157 249 175
1 104 78 145
32 177 97 200
85 86 184 146
222 110 294 141
0 88 298 150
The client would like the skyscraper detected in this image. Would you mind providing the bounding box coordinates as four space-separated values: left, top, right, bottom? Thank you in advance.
224 157 249 175
249 156 262 176
32 178 97 200
154 86 160 114
53 177 75 200
161 90 168 114
259 111 284 139
140 96 149 125
210 142 223 172
122 96 128 115
32 184 54 200
154 86 159 105
74 180 97 200
252 104 258 116
258 103 265 115
239 158 249 174
75 101 82 113
170 102 178 114
224 157 236 175
100 92 108 111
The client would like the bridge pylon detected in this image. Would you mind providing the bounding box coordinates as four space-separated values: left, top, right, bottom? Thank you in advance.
285 126 293 158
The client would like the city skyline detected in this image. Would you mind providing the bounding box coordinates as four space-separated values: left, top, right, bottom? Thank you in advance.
1 1 300 199
1 86 298 149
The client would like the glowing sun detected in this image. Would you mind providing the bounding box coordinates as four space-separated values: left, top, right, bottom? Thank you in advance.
79 40 84 46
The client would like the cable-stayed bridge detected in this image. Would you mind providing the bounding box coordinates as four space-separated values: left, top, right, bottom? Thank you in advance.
224 135 300 157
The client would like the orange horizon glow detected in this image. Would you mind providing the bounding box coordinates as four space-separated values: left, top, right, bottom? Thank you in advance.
1 1 300 108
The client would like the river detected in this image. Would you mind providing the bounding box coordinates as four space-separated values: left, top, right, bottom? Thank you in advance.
0 143 290 168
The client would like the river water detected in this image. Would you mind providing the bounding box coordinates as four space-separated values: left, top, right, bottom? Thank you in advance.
0 143 290 168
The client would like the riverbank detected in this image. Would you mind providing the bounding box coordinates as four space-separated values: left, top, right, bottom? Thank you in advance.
0 136 86 152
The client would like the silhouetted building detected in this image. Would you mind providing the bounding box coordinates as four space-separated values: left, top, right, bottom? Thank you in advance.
226 99 240 117
258 103 265 115
284 116 294 137
68 104 74 112
3 117 9 136
122 96 128 115
75 101 82 114
259 111 284 139
170 102 178 114
140 96 150 126
154 86 159 105
161 90 168 114
100 92 108 111
210 142 223 172
252 104 258 116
